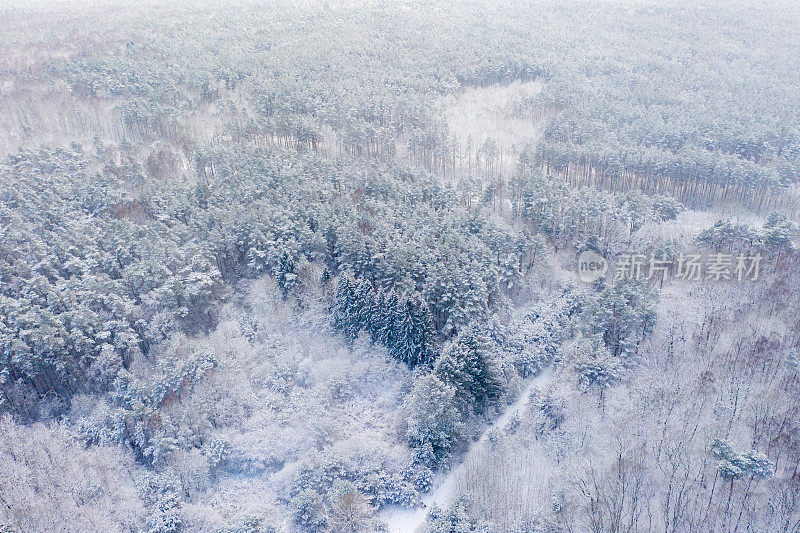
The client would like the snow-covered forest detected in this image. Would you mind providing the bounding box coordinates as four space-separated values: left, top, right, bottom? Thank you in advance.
0 0 799 531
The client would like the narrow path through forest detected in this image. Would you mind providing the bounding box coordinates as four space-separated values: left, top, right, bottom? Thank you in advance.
379 368 554 533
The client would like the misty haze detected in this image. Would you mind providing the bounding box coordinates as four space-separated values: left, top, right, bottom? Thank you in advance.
0 0 799 531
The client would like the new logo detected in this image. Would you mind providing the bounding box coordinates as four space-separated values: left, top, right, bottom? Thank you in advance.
577 249 608 282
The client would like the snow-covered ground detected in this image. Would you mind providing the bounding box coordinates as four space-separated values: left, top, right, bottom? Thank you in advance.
379 368 554 533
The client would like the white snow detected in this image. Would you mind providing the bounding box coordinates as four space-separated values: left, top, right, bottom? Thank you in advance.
378 368 554 533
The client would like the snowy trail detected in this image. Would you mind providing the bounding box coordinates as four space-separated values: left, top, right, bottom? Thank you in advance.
379 368 554 533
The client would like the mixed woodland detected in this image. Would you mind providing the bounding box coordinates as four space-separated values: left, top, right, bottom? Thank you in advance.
0 0 799 531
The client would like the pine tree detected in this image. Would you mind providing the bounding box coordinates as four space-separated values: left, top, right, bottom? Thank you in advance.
762 212 798 253
572 336 620 395
435 329 502 414
354 278 374 333
378 291 400 348
584 279 656 358
276 250 298 298
333 275 359 342
366 288 386 344
396 294 436 366
404 373 462 467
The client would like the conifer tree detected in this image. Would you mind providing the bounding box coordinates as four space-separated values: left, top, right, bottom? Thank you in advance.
392 294 436 366
435 329 502 414
366 288 386 344
354 278 375 333
378 291 400 349
333 275 359 342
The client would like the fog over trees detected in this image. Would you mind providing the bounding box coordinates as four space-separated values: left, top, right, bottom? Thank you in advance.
0 0 799 531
